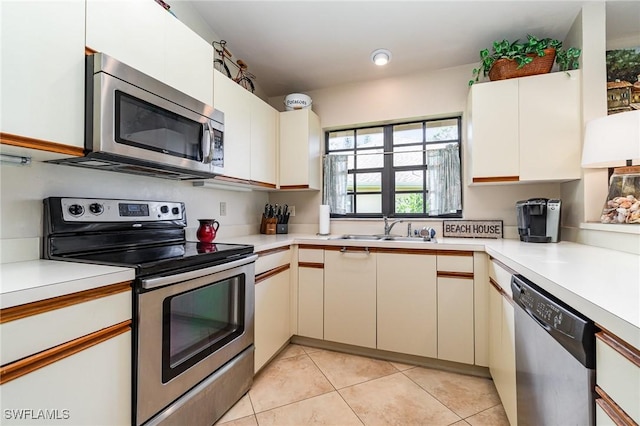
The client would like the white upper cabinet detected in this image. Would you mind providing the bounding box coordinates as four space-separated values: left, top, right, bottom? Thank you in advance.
279 109 321 190
213 70 252 181
86 0 213 106
467 71 582 184
1 0 85 149
249 95 278 186
213 70 277 186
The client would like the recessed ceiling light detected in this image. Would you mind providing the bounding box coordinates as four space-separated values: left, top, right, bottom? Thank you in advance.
371 48 392 66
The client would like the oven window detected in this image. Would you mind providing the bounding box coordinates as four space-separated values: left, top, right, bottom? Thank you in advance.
162 274 245 382
115 91 203 161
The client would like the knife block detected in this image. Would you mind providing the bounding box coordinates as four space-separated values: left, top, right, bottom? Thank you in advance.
260 215 277 235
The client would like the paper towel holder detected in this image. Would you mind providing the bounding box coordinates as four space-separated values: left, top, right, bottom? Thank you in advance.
318 204 331 236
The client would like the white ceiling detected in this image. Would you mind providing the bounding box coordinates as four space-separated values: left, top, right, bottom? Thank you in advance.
188 1 640 98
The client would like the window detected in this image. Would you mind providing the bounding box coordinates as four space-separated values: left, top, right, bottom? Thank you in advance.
324 117 462 218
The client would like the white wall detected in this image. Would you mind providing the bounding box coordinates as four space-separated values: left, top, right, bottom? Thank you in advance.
0 161 268 242
269 63 562 232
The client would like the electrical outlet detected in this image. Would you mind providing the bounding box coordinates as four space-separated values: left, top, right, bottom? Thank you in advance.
219 202 226 216
289 205 295 216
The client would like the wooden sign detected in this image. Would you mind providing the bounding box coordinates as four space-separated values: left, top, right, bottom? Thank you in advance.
442 220 503 239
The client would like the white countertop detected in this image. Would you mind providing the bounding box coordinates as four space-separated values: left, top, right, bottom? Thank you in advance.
1 234 637 349
227 233 640 348
0 260 135 309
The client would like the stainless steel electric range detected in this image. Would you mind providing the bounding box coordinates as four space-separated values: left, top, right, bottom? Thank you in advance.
43 197 257 426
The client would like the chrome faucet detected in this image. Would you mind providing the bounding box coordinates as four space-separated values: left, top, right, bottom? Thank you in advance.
383 216 405 236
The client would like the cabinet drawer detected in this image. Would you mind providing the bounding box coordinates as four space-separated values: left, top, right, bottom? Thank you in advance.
596 332 640 424
1 330 131 425
299 248 324 264
437 252 473 273
489 259 514 298
0 285 131 365
255 247 291 275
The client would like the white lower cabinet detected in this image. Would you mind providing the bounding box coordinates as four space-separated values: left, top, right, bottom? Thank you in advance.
0 331 131 426
437 277 474 364
488 259 517 426
595 331 640 425
254 268 291 372
298 266 324 340
377 252 437 358
324 248 376 349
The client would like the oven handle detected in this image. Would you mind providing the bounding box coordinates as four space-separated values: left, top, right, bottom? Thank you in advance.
141 254 258 290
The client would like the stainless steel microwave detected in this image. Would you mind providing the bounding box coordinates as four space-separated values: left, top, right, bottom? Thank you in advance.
51 53 224 180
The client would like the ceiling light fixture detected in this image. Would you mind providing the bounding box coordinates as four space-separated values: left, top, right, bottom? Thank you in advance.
371 48 392 66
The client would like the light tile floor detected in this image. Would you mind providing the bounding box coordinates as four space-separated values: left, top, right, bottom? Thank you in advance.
215 344 510 426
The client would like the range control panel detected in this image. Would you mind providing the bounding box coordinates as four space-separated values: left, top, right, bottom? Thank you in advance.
60 198 184 222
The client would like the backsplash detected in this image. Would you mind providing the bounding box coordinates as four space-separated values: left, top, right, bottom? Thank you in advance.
0 160 268 241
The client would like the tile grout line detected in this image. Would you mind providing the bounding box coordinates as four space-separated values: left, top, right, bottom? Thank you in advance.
398 368 465 422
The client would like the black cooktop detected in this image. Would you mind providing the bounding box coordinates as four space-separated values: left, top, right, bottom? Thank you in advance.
56 241 254 277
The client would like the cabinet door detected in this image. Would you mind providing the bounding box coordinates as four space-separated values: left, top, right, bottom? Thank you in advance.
1 0 85 148
0 331 131 425
279 110 321 189
437 277 474 364
324 249 376 348
213 70 252 180
468 79 519 181
518 70 582 181
377 253 437 358
500 296 517 426
250 96 278 185
86 0 166 83
163 15 213 105
254 269 291 372
298 267 324 340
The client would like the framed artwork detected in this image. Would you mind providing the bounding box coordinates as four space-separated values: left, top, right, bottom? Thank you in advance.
606 47 640 114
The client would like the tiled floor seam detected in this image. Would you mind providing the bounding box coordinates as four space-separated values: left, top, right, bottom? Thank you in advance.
252 389 336 415
461 402 503 420
398 368 471 419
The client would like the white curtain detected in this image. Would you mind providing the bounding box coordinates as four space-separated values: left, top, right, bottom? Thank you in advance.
427 144 461 215
322 154 349 215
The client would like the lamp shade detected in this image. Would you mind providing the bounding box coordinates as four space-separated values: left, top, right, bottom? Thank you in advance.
582 110 640 168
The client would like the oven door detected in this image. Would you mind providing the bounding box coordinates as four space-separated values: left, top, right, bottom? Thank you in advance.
90 67 224 175
135 254 256 425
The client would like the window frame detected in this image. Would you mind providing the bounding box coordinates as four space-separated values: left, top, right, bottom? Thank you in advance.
325 116 463 219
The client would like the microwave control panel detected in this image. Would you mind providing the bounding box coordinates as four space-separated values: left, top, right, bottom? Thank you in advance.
60 198 184 222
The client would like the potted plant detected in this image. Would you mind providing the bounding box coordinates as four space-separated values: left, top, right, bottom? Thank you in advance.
469 35 581 86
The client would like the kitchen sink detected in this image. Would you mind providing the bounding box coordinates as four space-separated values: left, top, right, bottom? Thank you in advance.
329 234 385 241
329 234 436 243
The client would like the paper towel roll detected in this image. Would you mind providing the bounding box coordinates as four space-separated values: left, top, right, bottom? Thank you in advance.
319 205 330 235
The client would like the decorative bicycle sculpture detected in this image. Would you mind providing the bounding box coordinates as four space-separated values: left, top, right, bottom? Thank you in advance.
212 40 256 93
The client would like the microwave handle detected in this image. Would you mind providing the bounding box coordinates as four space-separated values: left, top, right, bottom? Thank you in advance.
202 122 212 164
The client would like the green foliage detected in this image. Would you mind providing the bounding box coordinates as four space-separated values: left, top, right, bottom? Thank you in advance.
469 35 581 86
606 48 640 83
395 193 424 214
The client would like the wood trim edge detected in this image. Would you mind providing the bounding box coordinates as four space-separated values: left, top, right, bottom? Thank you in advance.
489 277 514 305
472 176 520 183
255 264 290 284
489 256 519 276
595 386 636 426
436 250 474 257
0 320 131 385
279 185 311 190
0 282 132 324
373 247 437 255
256 246 290 257
1 133 85 157
596 329 640 368
298 262 324 269
437 271 474 279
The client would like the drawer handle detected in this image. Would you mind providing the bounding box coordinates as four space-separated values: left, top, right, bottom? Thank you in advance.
340 246 370 254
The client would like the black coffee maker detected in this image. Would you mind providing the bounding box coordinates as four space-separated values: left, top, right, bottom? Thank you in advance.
516 198 561 243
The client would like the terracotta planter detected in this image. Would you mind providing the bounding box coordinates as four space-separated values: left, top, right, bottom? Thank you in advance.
489 47 556 81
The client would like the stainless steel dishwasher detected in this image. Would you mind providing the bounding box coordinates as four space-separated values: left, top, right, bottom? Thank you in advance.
511 274 596 426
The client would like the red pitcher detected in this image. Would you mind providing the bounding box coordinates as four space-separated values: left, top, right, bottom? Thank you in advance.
196 219 220 243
